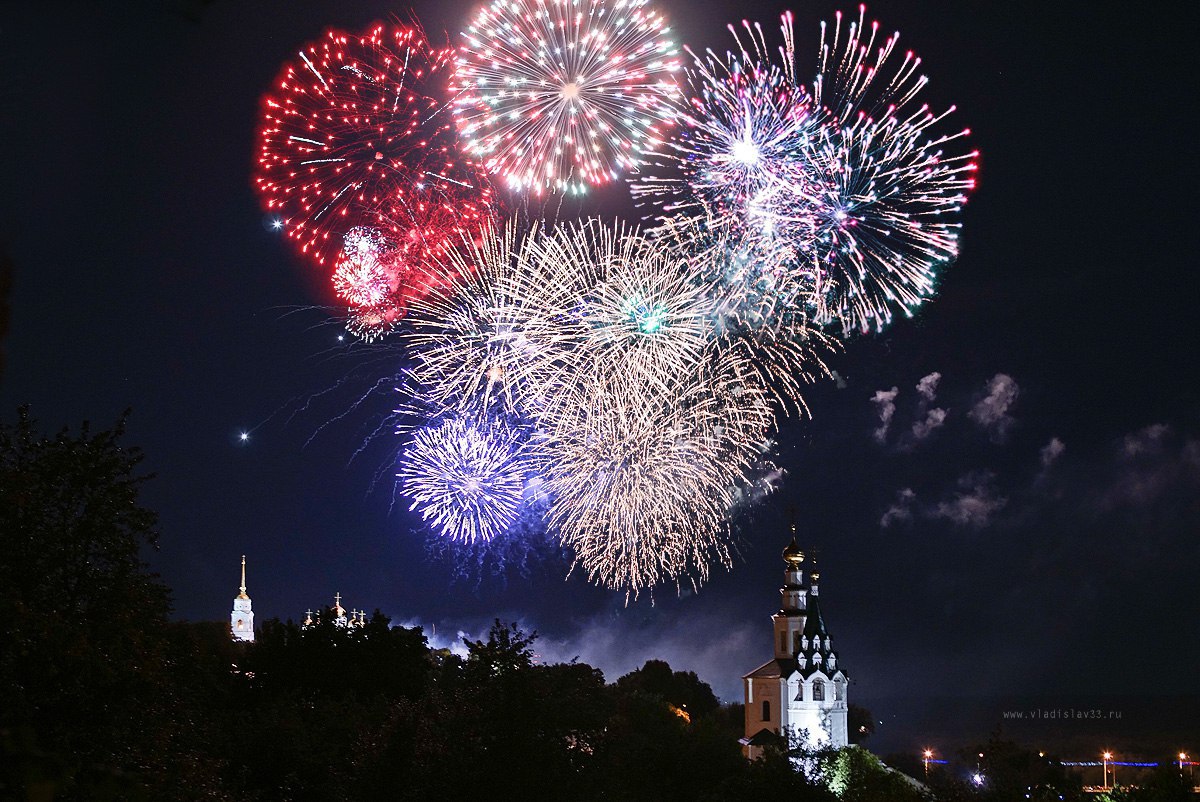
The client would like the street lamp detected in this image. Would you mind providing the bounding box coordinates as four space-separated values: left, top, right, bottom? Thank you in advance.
923 749 933 778
1103 752 1113 789
1180 752 1189 774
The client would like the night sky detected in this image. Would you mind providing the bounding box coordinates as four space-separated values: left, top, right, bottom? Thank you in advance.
2 0 1196 756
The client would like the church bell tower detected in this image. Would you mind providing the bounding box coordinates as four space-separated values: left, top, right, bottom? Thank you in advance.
231 555 255 642
742 530 849 757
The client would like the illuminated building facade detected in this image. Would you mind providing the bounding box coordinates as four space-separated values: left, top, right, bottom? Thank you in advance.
742 532 849 757
230 555 255 642
302 592 367 629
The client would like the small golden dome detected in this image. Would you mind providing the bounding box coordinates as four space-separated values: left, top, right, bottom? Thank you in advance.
782 537 805 566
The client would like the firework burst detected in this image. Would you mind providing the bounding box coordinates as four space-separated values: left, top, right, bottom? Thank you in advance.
251 5 981 598
648 215 837 414
397 413 543 544
345 303 403 343
332 227 394 307
632 19 823 253
255 23 495 267
540 347 775 595
634 8 976 335
453 0 682 195
806 6 977 333
524 220 713 393
401 221 575 417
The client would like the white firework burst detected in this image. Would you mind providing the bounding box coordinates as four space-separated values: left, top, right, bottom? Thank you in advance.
453 0 682 195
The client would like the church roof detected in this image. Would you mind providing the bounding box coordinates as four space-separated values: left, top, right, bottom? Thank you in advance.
803 594 828 637
743 658 794 679
740 728 786 748
790 665 849 682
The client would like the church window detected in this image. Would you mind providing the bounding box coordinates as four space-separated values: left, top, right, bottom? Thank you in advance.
762 700 771 721
834 680 844 701
813 680 825 701
780 632 787 653
792 632 801 653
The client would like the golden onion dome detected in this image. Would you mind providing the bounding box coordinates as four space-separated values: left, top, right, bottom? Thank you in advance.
782 537 805 566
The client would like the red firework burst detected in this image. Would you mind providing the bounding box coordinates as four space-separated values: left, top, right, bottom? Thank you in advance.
255 23 495 268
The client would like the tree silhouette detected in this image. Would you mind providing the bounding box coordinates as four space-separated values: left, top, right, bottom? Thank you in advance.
0 407 176 796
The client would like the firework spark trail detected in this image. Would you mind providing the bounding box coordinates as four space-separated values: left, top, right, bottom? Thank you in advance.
633 8 976 336
401 221 577 417
804 6 977 333
631 22 823 254
453 0 681 195
540 345 775 596
255 23 495 272
397 414 542 544
250 5 979 596
648 214 838 415
522 219 715 397
403 215 835 586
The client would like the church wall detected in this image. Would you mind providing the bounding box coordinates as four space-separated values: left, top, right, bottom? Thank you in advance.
743 676 783 759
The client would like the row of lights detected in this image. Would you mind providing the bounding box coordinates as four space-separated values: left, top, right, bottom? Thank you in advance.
917 748 1192 789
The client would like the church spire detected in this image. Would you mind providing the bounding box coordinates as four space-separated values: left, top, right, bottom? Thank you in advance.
238 554 249 600
231 555 255 642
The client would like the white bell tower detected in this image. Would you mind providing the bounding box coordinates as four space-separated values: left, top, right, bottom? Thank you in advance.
231 555 255 642
742 532 849 758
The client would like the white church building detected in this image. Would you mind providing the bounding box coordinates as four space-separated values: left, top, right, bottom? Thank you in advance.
231 555 255 642
742 532 849 757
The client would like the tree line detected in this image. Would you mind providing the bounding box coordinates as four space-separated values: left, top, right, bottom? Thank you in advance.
3 408 1192 801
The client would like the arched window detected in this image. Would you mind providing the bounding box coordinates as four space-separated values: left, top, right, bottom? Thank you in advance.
762 700 771 721
813 680 825 701
834 680 844 701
